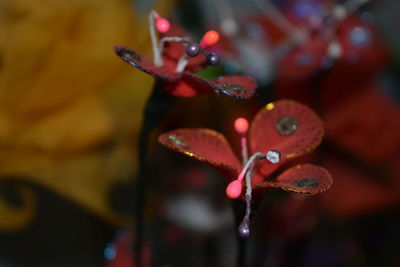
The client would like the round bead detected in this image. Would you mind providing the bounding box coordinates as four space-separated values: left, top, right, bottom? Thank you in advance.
207 53 220 66
238 221 250 238
234 118 249 135
156 18 170 33
202 30 220 47
226 180 242 199
266 150 281 164
186 43 200 57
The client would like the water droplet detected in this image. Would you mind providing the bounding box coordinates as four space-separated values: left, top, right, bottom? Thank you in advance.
275 116 298 136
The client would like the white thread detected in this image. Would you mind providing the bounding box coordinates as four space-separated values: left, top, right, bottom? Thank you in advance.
237 152 264 182
149 11 163 66
241 137 248 165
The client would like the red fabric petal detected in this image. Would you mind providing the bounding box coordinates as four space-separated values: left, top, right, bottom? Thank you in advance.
114 46 180 81
321 156 400 218
277 36 328 80
250 100 324 158
161 22 187 61
163 75 214 97
176 73 257 99
212 75 257 99
324 87 400 164
256 164 332 194
158 129 241 179
249 100 324 177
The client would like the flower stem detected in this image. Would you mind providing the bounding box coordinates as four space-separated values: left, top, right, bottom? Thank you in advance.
232 199 248 267
134 80 175 267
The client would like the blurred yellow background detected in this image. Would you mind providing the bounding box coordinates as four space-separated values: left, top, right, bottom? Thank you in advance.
0 0 173 231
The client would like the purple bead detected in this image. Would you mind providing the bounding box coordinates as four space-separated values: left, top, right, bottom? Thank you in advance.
207 53 220 66
186 43 200 57
238 221 250 238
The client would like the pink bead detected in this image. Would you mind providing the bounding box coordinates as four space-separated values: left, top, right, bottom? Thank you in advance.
234 117 249 135
156 18 170 33
226 180 242 199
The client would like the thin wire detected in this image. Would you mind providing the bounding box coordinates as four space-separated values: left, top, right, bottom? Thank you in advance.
241 136 248 165
149 11 162 66
237 152 264 182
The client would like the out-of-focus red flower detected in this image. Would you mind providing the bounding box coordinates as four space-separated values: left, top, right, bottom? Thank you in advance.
323 87 400 164
321 155 400 218
335 15 389 76
277 36 329 81
159 100 332 196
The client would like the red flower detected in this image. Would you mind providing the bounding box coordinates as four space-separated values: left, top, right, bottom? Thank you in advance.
159 100 332 236
114 12 256 98
335 15 388 75
324 86 400 164
321 154 400 219
277 36 329 81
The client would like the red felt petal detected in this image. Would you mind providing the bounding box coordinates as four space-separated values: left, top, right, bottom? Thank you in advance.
256 164 332 194
250 100 324 158
249 100 323 178
114 46 180 81
178 73 257 99
277 37 328 80
164 79 212 97
213 75 257 99
158 129 241 179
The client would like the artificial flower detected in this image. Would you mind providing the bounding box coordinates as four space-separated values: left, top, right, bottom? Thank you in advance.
159 100 332 236
114 11 257 98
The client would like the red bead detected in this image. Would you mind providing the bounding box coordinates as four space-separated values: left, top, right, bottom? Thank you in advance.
156 18 170 33
234 118 249 135
226 180 242 199
201 30 220 47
